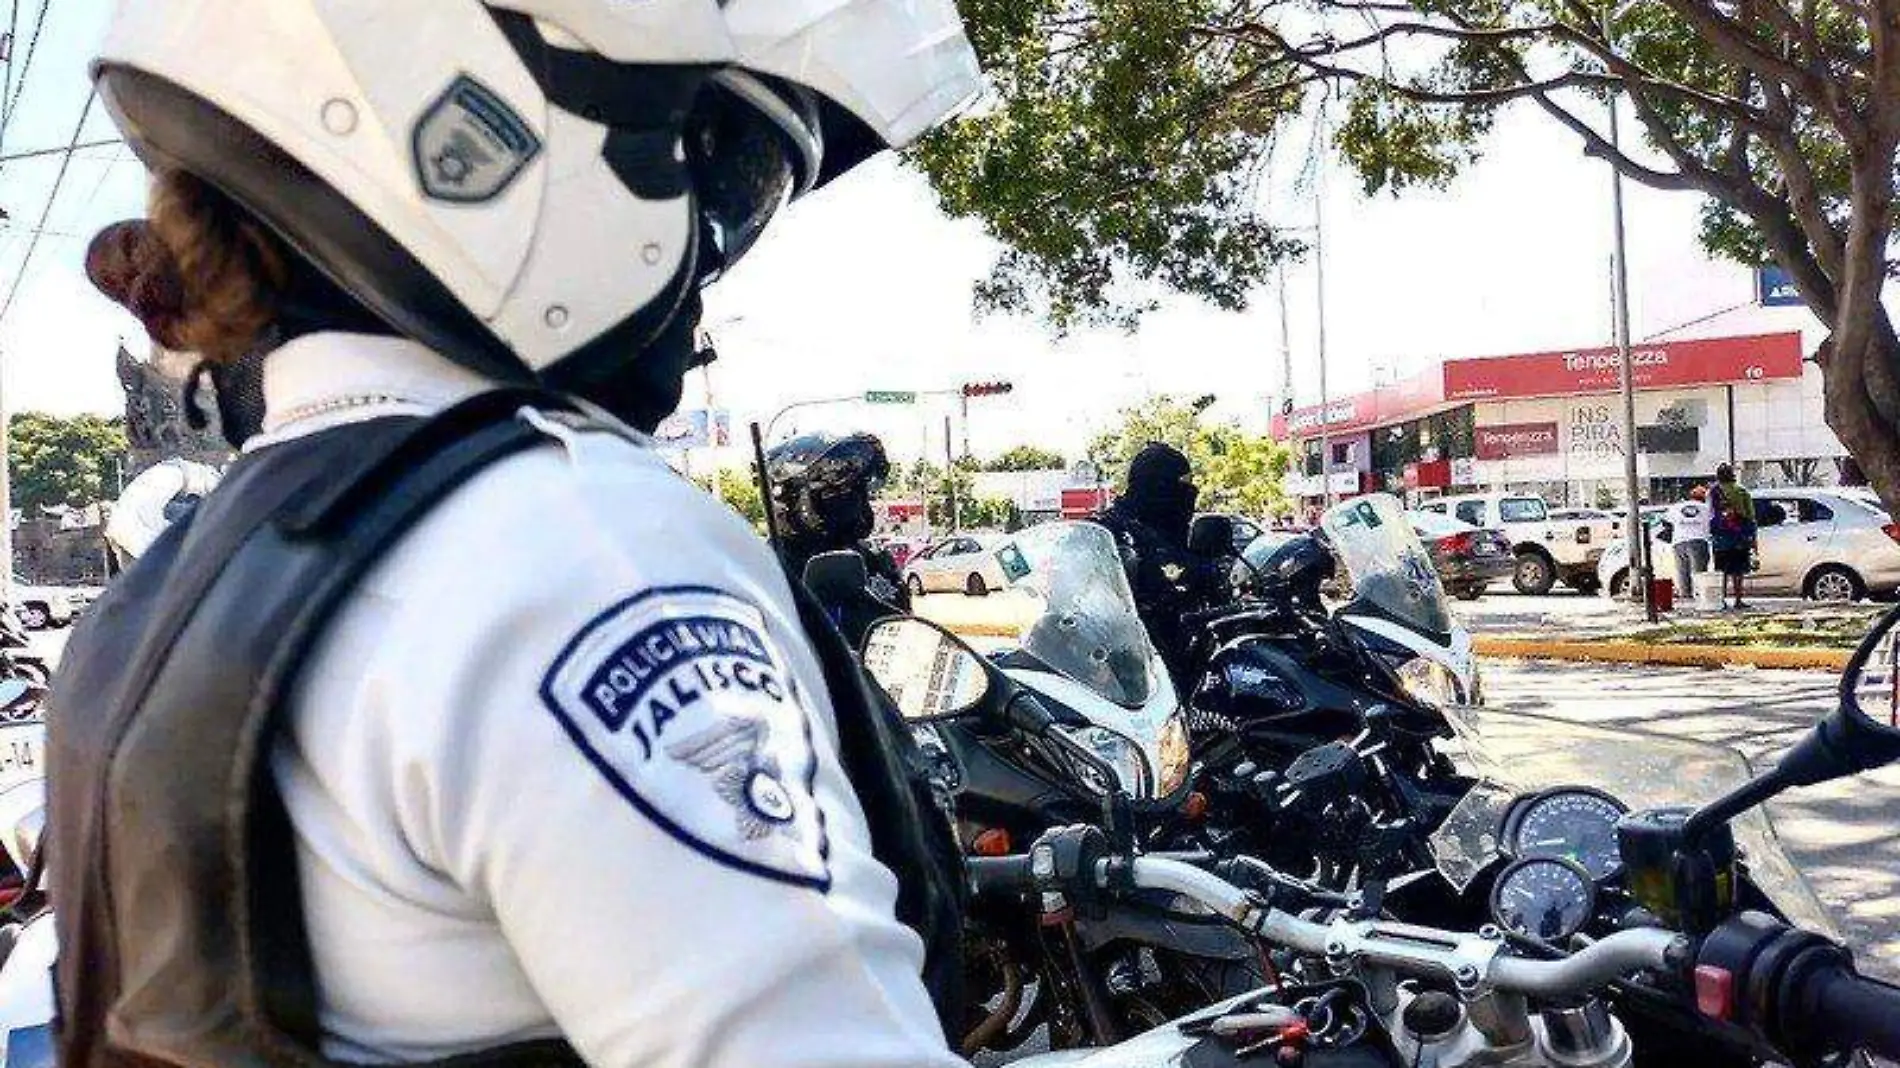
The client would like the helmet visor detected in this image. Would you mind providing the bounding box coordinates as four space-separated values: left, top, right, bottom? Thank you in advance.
687 78 805 283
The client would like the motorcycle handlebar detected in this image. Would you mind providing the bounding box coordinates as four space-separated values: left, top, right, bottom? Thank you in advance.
990 849 1684 999
1803 959 1900 1060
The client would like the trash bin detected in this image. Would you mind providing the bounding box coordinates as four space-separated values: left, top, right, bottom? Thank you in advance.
1649 577 1675 612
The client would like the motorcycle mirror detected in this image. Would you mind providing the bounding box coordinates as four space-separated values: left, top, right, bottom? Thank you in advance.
860 616 994 723
803 551 870 606
1686 603 1900 841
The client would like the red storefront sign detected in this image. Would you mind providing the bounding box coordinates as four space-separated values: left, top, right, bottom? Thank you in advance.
1443 333 1802 400
1269 332 1804 440
1474 422 1559 460
1060 487 1112 518
1403 460 1451 490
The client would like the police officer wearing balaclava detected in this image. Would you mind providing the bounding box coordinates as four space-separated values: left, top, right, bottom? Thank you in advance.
1094 442 1220 689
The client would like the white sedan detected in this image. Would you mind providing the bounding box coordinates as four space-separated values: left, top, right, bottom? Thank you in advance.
903 534 1009 597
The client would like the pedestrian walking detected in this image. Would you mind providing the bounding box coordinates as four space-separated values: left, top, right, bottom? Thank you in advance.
1667 485 1712 601
1708 463 1758 610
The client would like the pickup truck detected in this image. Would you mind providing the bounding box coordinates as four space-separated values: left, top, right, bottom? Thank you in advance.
1415 493 1619 595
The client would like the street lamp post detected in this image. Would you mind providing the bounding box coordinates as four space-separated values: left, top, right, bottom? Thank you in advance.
1604 6 1653 620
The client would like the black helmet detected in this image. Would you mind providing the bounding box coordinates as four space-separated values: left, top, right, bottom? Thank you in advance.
767 432 891 548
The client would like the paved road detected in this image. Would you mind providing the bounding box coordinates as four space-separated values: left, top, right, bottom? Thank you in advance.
1481 656 1900 979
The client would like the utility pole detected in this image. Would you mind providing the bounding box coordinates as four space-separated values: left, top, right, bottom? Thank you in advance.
1315 157 1333 509
944 414 958 533
1604 12 1652 621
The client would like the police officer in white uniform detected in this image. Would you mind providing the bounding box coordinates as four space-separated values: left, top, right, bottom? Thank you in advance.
103 458 222 569
47 2 981 1067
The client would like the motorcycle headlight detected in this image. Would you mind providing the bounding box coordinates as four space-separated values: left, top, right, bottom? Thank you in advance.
1056 725 1148 798
1394 656 1464 710
1155 713 1191 798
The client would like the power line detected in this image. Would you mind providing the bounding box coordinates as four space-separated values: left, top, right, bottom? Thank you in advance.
0 89 97 327
0 0 18 150
0 137 122 165
0 0 52 155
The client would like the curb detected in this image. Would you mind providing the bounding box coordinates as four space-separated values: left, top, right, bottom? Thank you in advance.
934 622 1849 672
1471 637 1849 672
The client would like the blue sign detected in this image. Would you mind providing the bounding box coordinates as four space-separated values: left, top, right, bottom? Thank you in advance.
1756 265 1804 307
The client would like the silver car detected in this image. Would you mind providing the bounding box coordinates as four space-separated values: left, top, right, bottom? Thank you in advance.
1598 488 1900 601
903 533 1009 597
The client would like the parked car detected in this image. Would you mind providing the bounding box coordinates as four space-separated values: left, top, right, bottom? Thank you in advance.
9 576 95 630
903 533 1009 597
1597 488 1900 601
876 536 928 570
1407 510 1515 600
1417 492 1616 595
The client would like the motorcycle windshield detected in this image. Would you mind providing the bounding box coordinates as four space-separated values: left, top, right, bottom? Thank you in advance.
1430 709 1840 938
1322 495 1454 640
996 521 1162 709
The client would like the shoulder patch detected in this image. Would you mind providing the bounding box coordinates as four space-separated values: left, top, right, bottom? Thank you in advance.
539 586 830 890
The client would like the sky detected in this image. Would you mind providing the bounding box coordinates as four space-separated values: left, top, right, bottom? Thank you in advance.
0 0 1824 469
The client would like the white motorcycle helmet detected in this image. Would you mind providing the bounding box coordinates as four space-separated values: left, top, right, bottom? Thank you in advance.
92 0 980 413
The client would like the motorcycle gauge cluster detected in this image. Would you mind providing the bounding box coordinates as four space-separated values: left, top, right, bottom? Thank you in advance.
1502 786 1629 880
1489 856 1597 942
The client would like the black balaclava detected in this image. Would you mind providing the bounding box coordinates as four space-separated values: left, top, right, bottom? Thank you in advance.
553 291 707 434
1123 442 1198 544
185 253 396 448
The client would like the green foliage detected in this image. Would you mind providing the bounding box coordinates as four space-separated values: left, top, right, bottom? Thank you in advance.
11 413 128 514
887 460 1018 529
923 0 1893 326
696 466 767 532
1085 395 1294 518
981 444 1067 471
911 0 1302 330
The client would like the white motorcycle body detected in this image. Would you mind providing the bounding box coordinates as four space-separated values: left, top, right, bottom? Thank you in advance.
1338 610 1480 702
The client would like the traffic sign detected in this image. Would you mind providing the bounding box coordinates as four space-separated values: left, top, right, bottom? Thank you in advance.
863 390 917 405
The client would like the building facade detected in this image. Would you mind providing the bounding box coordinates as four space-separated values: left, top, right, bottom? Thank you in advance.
1274 332 1849 509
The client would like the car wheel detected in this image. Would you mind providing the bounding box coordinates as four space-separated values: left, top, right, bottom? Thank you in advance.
16 603 49 631
965 573 989 597
906 573 926 598
1807 565 1864 603
1608 570 1629 599
1512 551 1556 596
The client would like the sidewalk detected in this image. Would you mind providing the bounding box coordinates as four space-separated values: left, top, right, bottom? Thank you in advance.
915 589 1884 672
1458 592 1881 671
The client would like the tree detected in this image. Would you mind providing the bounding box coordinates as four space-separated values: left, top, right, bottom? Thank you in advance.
918 2 1900 512
1086 395 1295 518
696 466 767 533
981 444 1069 472
11 413 129 514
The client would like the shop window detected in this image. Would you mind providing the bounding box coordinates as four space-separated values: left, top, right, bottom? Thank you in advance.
1331 442 1354 466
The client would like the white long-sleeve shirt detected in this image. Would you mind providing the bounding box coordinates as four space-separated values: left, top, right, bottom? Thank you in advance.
259 332 960 1068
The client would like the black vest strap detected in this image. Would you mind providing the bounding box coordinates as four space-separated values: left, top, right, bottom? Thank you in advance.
49 389 589 1068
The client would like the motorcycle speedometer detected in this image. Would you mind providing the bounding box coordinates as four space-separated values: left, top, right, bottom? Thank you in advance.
1504 787 1629 880
1490 856 1596 942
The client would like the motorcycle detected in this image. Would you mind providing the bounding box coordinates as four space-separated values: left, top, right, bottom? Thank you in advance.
0 620 49 689
0 678 51 1068
868 600 1900 1067
860 523 1235 1056
1180 495 1479 892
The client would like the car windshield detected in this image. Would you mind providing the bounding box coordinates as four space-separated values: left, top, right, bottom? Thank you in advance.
996 522 1161 708
1323 494 1455 638
1409 511 1475 539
